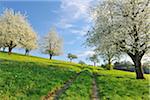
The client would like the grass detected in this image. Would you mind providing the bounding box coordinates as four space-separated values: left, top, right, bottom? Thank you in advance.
0 52 149 99
95 70 150 100
0 61 76 99
94 69 150 79
0 52 82 72
59 70 93 100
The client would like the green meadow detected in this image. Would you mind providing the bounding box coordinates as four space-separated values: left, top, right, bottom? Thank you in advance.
0 52 149 100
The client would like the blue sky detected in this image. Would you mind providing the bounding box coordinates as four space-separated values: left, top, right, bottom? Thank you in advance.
0 0 97 64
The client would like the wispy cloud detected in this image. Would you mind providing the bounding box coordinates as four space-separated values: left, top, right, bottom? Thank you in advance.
55 18 74 29
55 0 97 60
55 0 96 31
69 29 86 36
51 10 59 14
77 50 95 57
60 0 93 21
69 25 91 36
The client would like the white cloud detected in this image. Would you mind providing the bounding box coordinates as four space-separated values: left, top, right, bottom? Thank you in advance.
71 29 86 36
55 0 96 36
55 18 74 29
60 0 94 21
69 25 91 36
77 50 95 57
58 0 97 26
51 10 59 14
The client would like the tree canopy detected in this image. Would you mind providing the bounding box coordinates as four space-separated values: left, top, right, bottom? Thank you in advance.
0 9 37 54
87 54 99 66
67 53 78 62
86 0 150 79
41 27 63 59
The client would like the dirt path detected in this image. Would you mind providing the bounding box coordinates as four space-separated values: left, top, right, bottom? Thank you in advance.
43 72 82 100
53 72 81 100
91 75 99 100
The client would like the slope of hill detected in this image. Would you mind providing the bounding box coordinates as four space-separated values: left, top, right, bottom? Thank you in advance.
0 52 149 100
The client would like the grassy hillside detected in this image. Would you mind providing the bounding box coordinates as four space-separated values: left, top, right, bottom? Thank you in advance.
0 52 149 100
59 71 93 100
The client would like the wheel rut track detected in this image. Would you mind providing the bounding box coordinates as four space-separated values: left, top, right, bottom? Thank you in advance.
43 71 82 100
91 74 100 100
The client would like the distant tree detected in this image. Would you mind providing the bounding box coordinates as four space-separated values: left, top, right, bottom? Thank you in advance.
87 54 99 66
143 62 150 67
79 60 86 65
67 53 77 62
41 27 63 59
0 9 37 55
142 61 150 74
95 41 120 70
86 0 150 79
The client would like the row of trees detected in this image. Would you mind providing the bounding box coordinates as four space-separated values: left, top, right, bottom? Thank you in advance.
0 9 63 59
86 0 150 79
0 8 98 63
67 53 99 66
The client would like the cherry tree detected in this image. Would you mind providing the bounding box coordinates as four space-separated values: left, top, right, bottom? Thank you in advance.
86 0 150 79
0 9 37 54
96 43 120 70
41 27 63 59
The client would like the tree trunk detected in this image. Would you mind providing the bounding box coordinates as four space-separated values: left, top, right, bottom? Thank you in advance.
107 59 113 70
25 49 30 55
70 59 72 62
3 47 5 52
8 47 13 55
8 41 16 55
25 49 27 55
134 58 145 79
49 54 53 60
128 53 145 79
